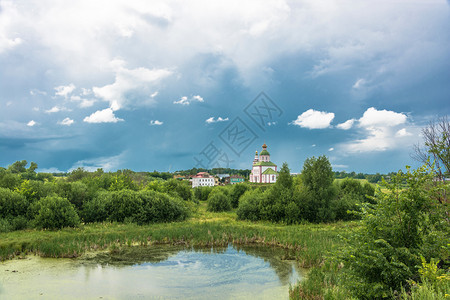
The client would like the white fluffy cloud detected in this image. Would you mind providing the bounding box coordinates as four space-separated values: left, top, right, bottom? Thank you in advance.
291 109 335 129
340 107 414 153
205 116 229 124
150 120 163 125
83 108 124 123
93 59 172 111
173 95 205 105
58 117 74 126
337 119 355 130
359 107 407 128
54 84 76 98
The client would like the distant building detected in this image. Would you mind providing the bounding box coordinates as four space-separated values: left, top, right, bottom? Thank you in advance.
230 175 244 184
216 174 230 180
249 143 278 183
191 172 215 188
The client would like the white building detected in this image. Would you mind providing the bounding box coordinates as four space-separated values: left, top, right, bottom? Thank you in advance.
191 172 215 188
249 143 278 183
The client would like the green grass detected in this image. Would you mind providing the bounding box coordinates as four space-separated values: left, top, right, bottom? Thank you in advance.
0 202 356 268
333 178 370 185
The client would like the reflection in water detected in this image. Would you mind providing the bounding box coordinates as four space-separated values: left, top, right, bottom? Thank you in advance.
0 244 302 299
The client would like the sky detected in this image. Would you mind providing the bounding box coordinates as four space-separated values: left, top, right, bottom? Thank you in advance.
0 0 449 174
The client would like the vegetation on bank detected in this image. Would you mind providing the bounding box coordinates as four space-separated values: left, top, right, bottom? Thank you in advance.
0 202 353 269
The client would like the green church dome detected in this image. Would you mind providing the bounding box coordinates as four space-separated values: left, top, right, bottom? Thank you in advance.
260 149 270 156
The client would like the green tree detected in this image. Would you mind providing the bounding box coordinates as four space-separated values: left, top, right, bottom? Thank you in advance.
300 155 336 222
7 160 28 173
276 162 293 189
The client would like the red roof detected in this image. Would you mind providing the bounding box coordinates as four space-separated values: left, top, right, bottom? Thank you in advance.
192 172 214 178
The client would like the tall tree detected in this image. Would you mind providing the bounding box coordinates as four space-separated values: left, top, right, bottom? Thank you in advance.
276 162 293 189
301 155 336 222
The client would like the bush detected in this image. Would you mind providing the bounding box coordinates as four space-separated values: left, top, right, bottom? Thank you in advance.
0 172 21 190
0 218 12 233
193 186 213 201
81 191 112 223
108 190 143 222
341 165 450 299
33 195 80 229
230 183 248 208
0 187 29 218
236 189 263 221
55 181 93 211
133 190 189 224
15 180 54 203
207 191 231 212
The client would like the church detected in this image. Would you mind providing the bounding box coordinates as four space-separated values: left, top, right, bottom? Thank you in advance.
249 143 278 183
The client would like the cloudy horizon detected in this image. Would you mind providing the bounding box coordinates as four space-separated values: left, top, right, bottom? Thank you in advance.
1 0 449 174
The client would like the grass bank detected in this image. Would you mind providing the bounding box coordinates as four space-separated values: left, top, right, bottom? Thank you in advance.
0 203 357 268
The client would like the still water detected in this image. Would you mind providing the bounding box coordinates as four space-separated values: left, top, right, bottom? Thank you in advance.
0 245 302 299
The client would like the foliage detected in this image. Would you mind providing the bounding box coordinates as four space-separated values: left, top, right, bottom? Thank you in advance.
33 195 80 230
109 174 137 191
277 162 293 189
133 190 189 224
207 191 231 212
331 178 376 221
341 165 450 299
108 190 144 222
193 186 213 201
0 187 29 218
229 183 249 208
236 189 264 221
301 156 337 222
0 171 21 190
81 191 112 223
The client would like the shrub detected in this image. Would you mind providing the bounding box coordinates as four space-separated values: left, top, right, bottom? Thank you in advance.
341 165 449 299
81 191 112 223
230 183 248 208
33 195 80 229
285 202 301 224
108 190 143 222
207 191 231 212
0 172 21 190
15 180 54 203
0 187 29 218
0 218 12 233
133 190 189 224
236 190 263 221
193 186 213 201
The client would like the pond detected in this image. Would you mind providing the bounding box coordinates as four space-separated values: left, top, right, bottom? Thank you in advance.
0 244 303 299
